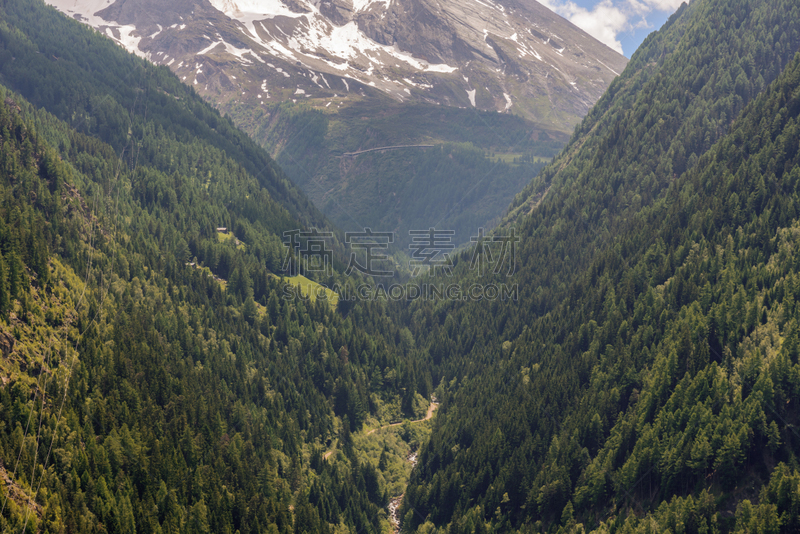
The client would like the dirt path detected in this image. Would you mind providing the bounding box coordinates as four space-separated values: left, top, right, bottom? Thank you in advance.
324 401 439 460
367 401 439 436
340 145 434 158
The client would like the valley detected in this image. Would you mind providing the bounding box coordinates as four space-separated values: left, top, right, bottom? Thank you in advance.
44 0 626 249
1 0 800 533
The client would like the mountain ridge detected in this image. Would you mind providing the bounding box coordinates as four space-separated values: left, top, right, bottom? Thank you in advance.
45 0 627 131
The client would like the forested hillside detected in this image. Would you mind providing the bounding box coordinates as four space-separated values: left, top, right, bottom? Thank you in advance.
40 0 623 254
0 0 323 232
229 98 559 250
0 0 435 532
5 0 800 532
394 0 800 531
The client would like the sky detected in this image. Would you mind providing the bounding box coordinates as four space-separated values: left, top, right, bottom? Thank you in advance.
538 0 687 57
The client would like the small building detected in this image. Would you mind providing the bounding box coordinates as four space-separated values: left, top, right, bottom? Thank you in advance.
216 227 228 234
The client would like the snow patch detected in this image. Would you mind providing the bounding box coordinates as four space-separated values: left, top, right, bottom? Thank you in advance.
352 0 391 11
248 14 457 78
503 92 512 110
466 89 476 107
197 39 259 65
426 63 457 73
45 0 146 56
208 0 303 21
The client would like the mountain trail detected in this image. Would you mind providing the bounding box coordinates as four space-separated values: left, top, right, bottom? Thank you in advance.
367 400 439 436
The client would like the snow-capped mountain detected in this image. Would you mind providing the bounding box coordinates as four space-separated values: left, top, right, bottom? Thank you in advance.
45 0 626 130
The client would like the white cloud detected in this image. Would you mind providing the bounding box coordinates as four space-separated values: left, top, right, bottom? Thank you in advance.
639 0 685 10
539 0 683 54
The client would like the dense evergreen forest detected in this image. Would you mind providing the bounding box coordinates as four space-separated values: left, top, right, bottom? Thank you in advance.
395 0 800 531
0 0 436 532
3 0 800 531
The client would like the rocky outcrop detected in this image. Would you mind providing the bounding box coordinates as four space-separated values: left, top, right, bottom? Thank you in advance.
45 0 627 131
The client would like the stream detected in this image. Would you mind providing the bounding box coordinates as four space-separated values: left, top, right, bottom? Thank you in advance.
383 399 438 533
388 446 423 532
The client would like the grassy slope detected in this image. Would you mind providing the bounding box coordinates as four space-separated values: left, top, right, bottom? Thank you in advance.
227 96 561 248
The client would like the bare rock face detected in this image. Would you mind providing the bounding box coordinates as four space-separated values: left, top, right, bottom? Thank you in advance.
44 0 627 133
319 0 355 26
365 0 463 64
0 329 15 358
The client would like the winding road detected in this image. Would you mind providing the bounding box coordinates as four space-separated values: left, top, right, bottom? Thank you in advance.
323 401 439 460
367 401 439 436
339 145 434 158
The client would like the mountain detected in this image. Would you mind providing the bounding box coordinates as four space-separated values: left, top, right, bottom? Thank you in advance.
0 0 438 532
43 0 627 249
45 0 626 128
232 100 555 250
384 0 800 531
9 0 800 531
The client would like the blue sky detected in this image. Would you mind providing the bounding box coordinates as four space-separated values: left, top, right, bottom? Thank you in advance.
538 0 686 57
